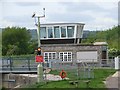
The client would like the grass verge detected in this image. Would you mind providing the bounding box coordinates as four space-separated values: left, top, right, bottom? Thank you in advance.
25 68 116 89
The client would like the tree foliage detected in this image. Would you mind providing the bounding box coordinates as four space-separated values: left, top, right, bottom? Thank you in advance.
82 26 120 56
2 27 31 55
28 39 38 54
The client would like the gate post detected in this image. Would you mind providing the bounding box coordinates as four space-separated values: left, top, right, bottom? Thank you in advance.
115 56 119 70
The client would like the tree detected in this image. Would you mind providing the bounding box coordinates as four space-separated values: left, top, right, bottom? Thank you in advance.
2 27 31 55
82 26 120 57
28 39 38 54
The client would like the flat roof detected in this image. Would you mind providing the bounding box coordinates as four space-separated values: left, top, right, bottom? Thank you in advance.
41 23 85 25
41 43 107 47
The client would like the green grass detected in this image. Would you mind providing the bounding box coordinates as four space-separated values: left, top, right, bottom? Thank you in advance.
26 68 116 89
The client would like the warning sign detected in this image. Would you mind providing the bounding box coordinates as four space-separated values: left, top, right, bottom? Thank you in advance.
35 55 44 62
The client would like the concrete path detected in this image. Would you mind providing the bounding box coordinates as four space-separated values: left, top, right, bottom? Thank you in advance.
105 71 120 89
19 74 69 81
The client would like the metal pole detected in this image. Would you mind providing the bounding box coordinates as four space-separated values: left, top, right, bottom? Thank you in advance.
37 17 41 47
37 17 43 83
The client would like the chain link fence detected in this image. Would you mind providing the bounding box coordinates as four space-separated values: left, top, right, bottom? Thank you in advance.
1 56 115 74
1 56 117 88
44 59 95 80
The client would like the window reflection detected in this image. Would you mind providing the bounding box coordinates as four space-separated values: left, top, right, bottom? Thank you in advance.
54 26 60 38
48 27 53 38
40 27 46 38
41 25 75 39
67 26 74 37
61 26 66 37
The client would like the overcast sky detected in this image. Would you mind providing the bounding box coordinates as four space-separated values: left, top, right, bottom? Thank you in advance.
0 0 119 30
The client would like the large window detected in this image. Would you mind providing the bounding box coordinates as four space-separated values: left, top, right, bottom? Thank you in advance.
44 52 57 62
59 52 72 62
67 26 74 37
61 26 66 38
54 26 60 38
44 52 72 63
48 27 53 38
40 27 47 38
40 25 75 39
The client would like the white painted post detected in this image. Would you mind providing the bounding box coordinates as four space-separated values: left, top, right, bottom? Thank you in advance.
49 60 51 68
115 56 119 70
37 63 44 82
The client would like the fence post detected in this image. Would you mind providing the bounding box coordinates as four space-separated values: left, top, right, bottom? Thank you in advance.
10 56 12 71
28 57 30 71
115 56 119 70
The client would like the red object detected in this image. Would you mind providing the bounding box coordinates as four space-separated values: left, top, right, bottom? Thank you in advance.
35 55 44 62
59 70 67 79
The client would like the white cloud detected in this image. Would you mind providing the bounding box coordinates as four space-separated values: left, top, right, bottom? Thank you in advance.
95 2 118 10
2 0 119 3
84 16 117 30
0 0 118 30
0 19 14 28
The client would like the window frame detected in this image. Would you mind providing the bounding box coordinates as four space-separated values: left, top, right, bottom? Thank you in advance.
40 27 47 39
59 52 72 62
67 26 74 38
60 26 67 38
44 52 57 62
40 25 75 39
47 27 53 38
54 26 60 38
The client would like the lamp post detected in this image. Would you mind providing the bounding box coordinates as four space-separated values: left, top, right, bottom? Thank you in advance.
32 8 45 83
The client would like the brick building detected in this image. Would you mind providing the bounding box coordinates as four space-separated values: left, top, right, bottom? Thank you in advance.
29 23 108 66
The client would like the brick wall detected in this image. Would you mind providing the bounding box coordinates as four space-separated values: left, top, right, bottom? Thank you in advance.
41 44 106 63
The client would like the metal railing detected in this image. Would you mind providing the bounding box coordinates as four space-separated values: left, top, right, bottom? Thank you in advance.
0 56 117 74
1 56 38 73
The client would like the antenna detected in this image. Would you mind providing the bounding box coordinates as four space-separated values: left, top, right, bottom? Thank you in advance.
32 8 45 18
32 8 45 26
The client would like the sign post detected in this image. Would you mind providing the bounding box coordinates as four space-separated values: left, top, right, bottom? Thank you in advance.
37 63 44 82
32 8 45 83
35 55 44 82
35 55 44 83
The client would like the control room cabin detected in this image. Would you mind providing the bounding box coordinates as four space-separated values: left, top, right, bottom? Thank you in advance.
40 23 84 44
